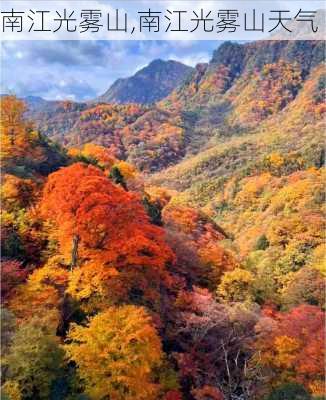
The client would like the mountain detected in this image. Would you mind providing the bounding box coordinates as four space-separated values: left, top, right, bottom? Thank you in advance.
97 59 193 104
24 95 47 107
150 40 325 201
26 41 324 174
2 41 325 400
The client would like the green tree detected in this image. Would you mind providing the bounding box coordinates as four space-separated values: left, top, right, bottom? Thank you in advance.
266 383 311 400
3 320 64 400
142 196 162 226
109 166 127 190
255 234 270 251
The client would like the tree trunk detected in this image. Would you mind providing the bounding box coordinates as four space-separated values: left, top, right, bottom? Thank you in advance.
71 234 79 271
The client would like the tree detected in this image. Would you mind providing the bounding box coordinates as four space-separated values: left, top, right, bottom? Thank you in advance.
164 390 183 400
1 308 16 356
192 385 224 400
114 160 137 181
1 260 28 301
66 261 118 313
281 267 324 309
0 95 68 176
68 143 116 173
1 207 48 264
163 205 235 289
1 380 22 400
1 227 25 260
266 382 311 400
308 245 326 275
217 268 255 303
81 143 115 171
1 174 36 212
255 234 269 251
8 260 69 330
255 305 325 396
0 96 29 161
40 163 174 306
170 288 260 399
109 165 127 190
64 305 163 400
2 320 64 400
142 195 162 226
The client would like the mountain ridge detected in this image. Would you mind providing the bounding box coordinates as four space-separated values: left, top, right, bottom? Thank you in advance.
22 40 325 175
97 58 193 104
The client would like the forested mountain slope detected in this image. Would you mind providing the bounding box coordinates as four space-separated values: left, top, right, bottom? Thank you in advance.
28 41 324 173
1 40 325 400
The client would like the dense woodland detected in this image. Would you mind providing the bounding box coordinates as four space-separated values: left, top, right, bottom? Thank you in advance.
1 41 325 400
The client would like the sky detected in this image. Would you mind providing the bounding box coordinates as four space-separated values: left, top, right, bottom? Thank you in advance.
1 40 222 101
1 0 323 101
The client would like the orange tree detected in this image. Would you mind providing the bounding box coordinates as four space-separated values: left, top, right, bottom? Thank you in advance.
40 162 175 307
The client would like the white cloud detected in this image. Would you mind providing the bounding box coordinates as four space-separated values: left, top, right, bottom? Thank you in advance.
168 52 211 67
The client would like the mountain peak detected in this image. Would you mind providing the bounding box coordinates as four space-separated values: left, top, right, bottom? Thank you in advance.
149 59 183 67
98 59 193 105
148 58 165 65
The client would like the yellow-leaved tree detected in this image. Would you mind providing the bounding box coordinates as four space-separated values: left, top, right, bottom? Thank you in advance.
64 305 163 400
217 268 255 303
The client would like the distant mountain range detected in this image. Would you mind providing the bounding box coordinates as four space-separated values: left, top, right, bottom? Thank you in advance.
97 59 193 104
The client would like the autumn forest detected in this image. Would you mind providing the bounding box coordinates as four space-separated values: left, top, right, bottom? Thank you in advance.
1 40 325 400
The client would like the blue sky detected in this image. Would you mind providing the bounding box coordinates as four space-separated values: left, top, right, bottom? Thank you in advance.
1 0 323 101
1 41 222 101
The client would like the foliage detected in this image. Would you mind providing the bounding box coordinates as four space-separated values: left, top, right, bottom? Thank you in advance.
255 235 269 251
281 267 324 309
163 205 236 289
65 261 118 313
1 41 325 400
109 165 127 189
1 308 16 356
64 305 163 400
68 143 116 173
114 160 137 181
1 260 28 301
254 305 325 396
1 95 68 177
1 174 36 212
40 163 175 307
192 385 224 400
1 207 48 263
228 61 302 127
266 382 311 400
1 380 22 400
121 107 185 171
217 268 255 303
170 287 260 399
2 320 64 400
8 260 69 329
142 195 163 226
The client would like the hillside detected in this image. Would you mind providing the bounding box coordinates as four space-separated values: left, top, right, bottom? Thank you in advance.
98 59 193 104
149 41 325 255
2 41 325 400
150 61 325 195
